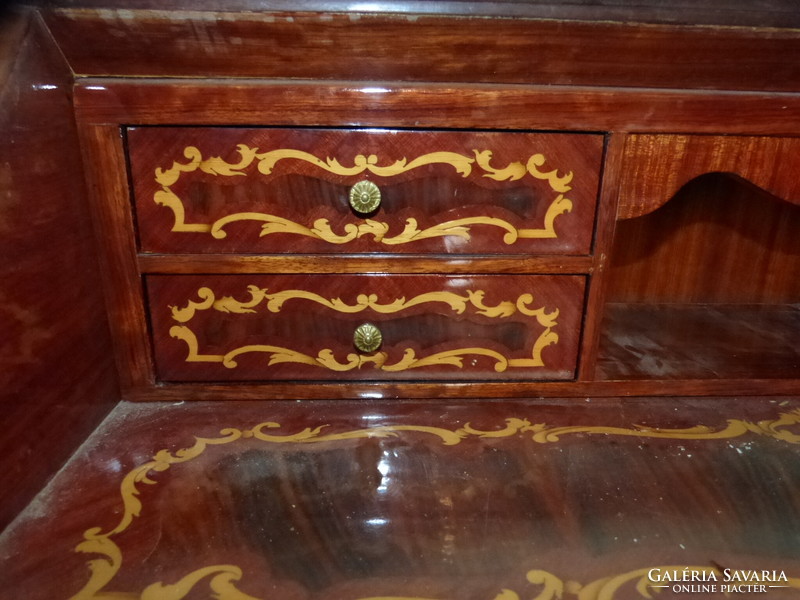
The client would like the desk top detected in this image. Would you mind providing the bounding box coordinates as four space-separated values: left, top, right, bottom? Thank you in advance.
3 397 800 599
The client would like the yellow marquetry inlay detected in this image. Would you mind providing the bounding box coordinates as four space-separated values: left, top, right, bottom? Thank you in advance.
168 286 560 371
152 145 575 244
69 411 800 600
171 286 525 321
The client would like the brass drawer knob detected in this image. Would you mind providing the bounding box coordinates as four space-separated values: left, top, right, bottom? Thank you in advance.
353 323 382 353
349 180 381 215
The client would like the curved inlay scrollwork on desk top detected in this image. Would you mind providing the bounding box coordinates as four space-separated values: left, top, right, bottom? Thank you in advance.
67 410 800 600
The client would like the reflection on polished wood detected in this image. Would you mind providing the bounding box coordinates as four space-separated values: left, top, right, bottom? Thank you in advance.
128 128 600 255
147 275 585 382
0 10 118 528
2 399 800 600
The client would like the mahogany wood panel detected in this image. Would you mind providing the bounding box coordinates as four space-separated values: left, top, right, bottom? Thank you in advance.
137 254 594 275
577 132 623 381
42 9 800 91
0 11 118 529
618 135 800 220
147 274 586 382
598 304 800 381
77 125 155 394
34 0 800 28
128 127 602 255
607 174 800 305
4 398 800 600
74 80 800 136
119 379 800 402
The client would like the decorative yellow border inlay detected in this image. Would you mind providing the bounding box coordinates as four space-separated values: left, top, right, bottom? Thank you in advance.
168 286 560 371
152 145 575 244
69 411 800 600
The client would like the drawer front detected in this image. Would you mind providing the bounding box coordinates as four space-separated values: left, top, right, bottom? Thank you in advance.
147 274 586 382
129 128 602 255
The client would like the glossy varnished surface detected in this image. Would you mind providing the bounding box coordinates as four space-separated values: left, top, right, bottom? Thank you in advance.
44 1 800 402
2 398 800 599
146 274 586 382
34 0 800 28
608 175 800 306
618 135 800 219
43 8 800 91
74 80 800 136
0 11 118 528
601 174 800 382
128 127 601 255
598 304 800 381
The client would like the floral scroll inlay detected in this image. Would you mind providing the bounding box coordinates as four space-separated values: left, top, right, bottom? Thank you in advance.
151 144 576 244
168 285 561 372
69 411 800 600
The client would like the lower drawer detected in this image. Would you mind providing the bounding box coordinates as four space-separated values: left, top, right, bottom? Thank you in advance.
146 274 585 382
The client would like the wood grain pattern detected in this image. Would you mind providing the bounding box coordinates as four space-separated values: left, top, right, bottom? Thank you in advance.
618 135 800 220
62 8 800 400
34 0 800 28
4 398 800 600
128 127 601 256
77 125 154 394
608 174 800 305
119 379 800 402
43 9 800 91
0 11 118 529
598 303 800 381
74 79 800 136
147 274 586 381
137 254 595 275
577 133 622 381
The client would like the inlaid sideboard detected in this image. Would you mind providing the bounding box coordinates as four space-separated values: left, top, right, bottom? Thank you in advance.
42 2 800 402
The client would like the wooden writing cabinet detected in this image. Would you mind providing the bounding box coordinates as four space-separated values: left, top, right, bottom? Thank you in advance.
59 2 800 401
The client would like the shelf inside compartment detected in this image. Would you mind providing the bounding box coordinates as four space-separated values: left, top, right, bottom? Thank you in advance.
597 303 800 380
598 172 800 382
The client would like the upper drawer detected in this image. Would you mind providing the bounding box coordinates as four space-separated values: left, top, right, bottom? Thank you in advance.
128 128 603 255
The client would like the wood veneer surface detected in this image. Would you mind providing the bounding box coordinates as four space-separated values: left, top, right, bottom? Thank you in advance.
146 274 586 382
0 11 119 530
33 0 800 28
2 398 800 599
598 303 800 381
608 174 800 306
43 8 800 91
128 127 601 256
74 80 800 136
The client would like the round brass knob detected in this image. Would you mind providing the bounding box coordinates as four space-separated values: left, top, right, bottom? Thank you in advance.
353 323 382 353
349 180 381 215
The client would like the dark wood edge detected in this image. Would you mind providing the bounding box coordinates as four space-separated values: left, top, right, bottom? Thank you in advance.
74 79 800 135
44 3 800 29
126 379 800 401
137 255 594 275
77 124 153 393
0 9 35 98
577 133 623 381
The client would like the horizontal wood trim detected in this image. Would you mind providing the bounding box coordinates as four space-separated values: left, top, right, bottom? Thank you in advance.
137 254 595 274
125 379 800 401
39 2 800 29
75 80 800 135
46 9 800 91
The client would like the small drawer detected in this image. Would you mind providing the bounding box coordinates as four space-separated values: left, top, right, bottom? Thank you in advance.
129 128 602 255
147 274 586 382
